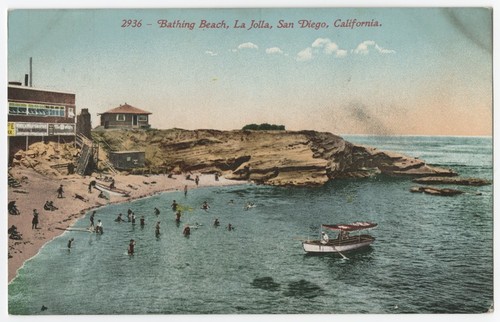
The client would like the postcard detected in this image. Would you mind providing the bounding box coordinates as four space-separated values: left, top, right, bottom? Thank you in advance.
5 5 493 316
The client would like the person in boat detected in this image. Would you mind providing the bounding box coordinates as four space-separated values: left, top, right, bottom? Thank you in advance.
195 175 200 186
155 221 161 236
115 213 124 222
154 207 160 216
128 239 136 255
213 218 220 227
321 231 329 245
96 220 103 234
8 201 20 215
171 200 178 211
140 216 145 227
201 201 210 211
57 185 64 198
67 238 74 249
175 210 182 223
183 225 191 236
32 209 39 229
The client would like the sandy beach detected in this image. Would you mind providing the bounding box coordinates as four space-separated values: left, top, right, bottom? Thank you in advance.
7 167 244 283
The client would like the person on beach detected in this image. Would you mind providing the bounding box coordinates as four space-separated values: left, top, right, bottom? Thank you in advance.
8 225 22 240
90 211 96 228
214 173 219 181
175 210 182 223
140 216 145 227
115 213 124 222
96 220 103 234
128 239 136 255
195 175 200 186
155 221 161 237
154 207 160 216
109 179 115 190
183 225 191 236
8 201 20 215
184 185 188 197
213 218 220 227
57 185 64 198
32 209 39 229
88 180 96 193
201 201 210 211
67 238 74 249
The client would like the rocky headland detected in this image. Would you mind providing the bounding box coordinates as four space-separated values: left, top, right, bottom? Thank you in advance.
92 128 456 186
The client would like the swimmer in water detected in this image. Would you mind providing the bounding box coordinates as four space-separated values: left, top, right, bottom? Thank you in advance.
128 239 136 255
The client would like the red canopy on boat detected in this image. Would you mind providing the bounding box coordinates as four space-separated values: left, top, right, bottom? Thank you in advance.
322 222 377 232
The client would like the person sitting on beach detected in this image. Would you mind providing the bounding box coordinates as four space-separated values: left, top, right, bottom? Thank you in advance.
8 201 20 215
67 238 74 249
321 232 329 245
213 218 220 227
128 239 136 255
109 179 115 190
154 207 160 216
8 225 22 240
201 201 210 211
98 191 108 200
115 213 124 222
44 201 57 211
183 225 191 236
171 200 178 211
96 220 103 234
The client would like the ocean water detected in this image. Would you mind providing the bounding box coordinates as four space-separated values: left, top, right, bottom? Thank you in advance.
8 136 493 314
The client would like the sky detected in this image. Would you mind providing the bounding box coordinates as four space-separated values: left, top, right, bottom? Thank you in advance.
7 7 493 136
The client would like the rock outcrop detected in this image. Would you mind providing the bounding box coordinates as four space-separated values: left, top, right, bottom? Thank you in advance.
413 176 490 186
91 129 456 187
410 186 465 196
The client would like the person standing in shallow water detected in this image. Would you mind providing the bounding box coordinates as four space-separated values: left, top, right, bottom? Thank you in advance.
155 221 161 237
67 238 74 249
171 200 178 211
175 211 182 223
195 175 199 186
184 185 188 197
90 211 96 228
128 239 135 255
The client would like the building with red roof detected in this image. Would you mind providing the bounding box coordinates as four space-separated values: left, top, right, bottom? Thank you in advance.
99 103 152 129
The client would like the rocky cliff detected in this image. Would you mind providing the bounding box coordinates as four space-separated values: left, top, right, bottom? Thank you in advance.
92 129 456 186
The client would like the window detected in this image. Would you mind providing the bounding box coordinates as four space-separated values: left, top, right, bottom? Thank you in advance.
138 115 148 122
9 102 65 117
116 114 126 121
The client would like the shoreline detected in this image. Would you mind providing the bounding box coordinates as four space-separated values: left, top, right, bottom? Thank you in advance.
8 167 245 283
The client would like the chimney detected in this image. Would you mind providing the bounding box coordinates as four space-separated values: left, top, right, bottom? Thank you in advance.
24 74 28 86
29 57 33 87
